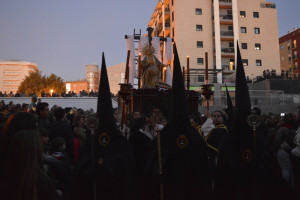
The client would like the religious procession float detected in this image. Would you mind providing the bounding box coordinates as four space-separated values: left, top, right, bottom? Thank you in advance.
118 28 213 128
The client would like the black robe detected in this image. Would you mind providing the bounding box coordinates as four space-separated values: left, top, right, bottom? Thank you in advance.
204 124 228 182
213 123 299 200
129 130 151 178
142 123 211 200
69 130 137 200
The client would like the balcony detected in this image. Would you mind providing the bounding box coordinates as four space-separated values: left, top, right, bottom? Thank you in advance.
220 31 234 40
220 31 233 36
222 65 235 71
221 47 235 56
219 14 233 25
220 14 232 20
221 47 234 53
219 0 232 3
260 2 276 8
219 0 232 8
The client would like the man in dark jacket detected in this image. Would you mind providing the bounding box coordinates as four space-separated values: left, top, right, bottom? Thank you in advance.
50 107 74 163
37 102 50 129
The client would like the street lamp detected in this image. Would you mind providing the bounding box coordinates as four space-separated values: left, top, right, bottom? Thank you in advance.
50 89 53 97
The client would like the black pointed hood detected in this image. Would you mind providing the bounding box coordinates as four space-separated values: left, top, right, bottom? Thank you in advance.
214 42 299 200
142 43 211 198
225 84 233 111
235 42 251 116
171 43 189 125
97 52 114 122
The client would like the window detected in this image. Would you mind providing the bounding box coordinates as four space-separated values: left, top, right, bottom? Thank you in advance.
242 59 248 66
255 43 261 50
293 40 297 48
196 25 203 31
240 11 246 17
254 28 260 34
227 10 232 15
294 51 298 59
253 12 259 18
172 12 174 21
241 27 247 33
256 59 262 66
228 26 233 31
197 75 204 82
229 42 234 47
281 57 284 61
197 41 203 48
172 0 173 6
196 8 202 15
280 45 284 50
242 43 248 49
296 62 298 70
197 58 204 65
172 27 175 37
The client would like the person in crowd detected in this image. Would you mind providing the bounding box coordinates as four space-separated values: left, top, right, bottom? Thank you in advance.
52 137 67 161
128 117 151 179
73 115 86 144
201 111 216 138
50 107 74 163
21 103 29 112
37 102 50 129
0 112 57 200
39 127 50 145
190 114 203 136
204 110 228 185
133 110 141 120
28 96 37 111
273 114 296 185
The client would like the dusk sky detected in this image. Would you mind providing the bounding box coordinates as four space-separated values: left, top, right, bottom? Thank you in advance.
0 0 299 82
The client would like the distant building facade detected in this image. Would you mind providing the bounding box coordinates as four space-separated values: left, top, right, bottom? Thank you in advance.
106 63 126 95
86 64 99 92
148 0 280 84
0 60 38 93
279 28 300 79
65 80 88 94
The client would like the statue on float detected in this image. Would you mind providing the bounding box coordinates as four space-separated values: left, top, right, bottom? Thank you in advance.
140 27 171 89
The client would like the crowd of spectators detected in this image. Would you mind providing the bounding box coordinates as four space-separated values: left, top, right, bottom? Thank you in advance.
1 97 300 198
0 98 97 199
0 90 99 98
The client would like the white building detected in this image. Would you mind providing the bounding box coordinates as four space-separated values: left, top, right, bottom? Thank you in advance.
0 60 38 93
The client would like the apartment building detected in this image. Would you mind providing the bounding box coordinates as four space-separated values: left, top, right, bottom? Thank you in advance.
0 60 38 93
279 28 300 79
148 0 280 85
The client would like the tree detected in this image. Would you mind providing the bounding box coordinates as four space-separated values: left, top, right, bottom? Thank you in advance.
18 70 66 97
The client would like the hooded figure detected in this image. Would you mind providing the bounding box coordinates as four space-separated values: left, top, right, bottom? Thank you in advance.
69 53 137 200
142 43 211 200
213 42 298 200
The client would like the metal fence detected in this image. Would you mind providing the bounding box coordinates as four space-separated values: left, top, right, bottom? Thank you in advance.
209 90 300 106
